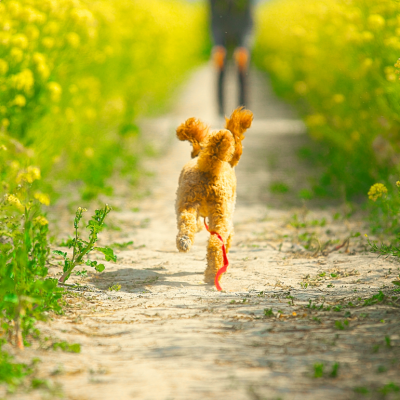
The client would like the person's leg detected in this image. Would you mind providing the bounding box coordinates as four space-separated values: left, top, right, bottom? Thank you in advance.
234 47 249 107
234 28 252 108
212 45 226 116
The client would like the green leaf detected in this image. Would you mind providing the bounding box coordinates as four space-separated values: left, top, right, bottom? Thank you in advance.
392 281 400 286
4 293 18 304
96 247 117 262
52 250 67 259
95 264 105 273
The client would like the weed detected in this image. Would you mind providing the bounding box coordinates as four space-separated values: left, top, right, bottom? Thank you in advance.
334 320 349 330
52 341 80 353
109 284 122 292
313 363 324 378
54 205 116 283
75 269 88 277
270 182 289 194
378 382 400 395
110 241 134 249
263 308 274 317
377 365 387 373
354 387 369 395
330 362 339 378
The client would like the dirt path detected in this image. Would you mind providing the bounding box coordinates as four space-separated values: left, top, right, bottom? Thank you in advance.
8 65 400 400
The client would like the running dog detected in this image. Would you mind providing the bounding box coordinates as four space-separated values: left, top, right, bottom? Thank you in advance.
175 107 253 284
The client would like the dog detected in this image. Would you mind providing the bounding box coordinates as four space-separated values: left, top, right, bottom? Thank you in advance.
175 106 253 284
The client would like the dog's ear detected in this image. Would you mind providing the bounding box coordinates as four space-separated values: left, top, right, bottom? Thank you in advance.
176 118 209 158
225 107 253 167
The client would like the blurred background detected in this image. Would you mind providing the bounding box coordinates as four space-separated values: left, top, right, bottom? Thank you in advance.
1 0 400 232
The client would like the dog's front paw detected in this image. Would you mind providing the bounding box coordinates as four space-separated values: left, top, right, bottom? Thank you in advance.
177 235 191 252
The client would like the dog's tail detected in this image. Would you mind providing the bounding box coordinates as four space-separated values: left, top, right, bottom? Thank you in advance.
176 117 209 158
225 106 253 167
197 129 235 174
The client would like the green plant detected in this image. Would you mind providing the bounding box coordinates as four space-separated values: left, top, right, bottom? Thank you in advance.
0 198 63 350
54 205 116 283
313 363 324 378
330 362 339 378
109 284 121 292
52 341 81 353
0 348 33 391
263 308 274 317
110 241 134 249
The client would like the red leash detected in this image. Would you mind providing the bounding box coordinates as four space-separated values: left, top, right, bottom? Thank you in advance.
204 218 229 291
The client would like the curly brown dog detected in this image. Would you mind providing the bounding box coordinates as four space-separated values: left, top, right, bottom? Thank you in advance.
175 106 253 284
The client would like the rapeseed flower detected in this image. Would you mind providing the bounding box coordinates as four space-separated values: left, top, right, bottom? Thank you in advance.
66 32 80 48
5 194 24 212
34 216 49 226
47 82 62 102
10 47 23 63
12 95 26 107
368 14 385 30
11 34 28 49
0 59 9 75
34 192 50 206
368 183 388 201
11 69 34 93
16 166 41 183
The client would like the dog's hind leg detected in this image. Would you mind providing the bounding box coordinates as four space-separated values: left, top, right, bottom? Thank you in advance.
204 213 230 283
176 208 198 253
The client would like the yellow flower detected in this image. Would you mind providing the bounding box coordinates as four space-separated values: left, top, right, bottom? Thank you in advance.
47 82 62 102
0 59 9 75
16 166 41 183
10 47 23 63
25 25 40 41
66 32 80 48
10 161 20 170
368 183 388 201
294 81 307 95
34 192 50 206
34 216 49 226
41 37 54 49
12 94 26 107
11 69 34 93
36 62 50 80
351 131 360 141
5 194 24 212
11 34 28 49
1 118 10 128
368 14 385 31
362 31 374 42
32 53 50 79
43 21 59 35
306 114 326 127
333 94 345 104
7 1 22 18
84 147 94 158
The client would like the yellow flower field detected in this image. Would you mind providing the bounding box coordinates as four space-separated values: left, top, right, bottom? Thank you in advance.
0 0 209 198
254 0 400 197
